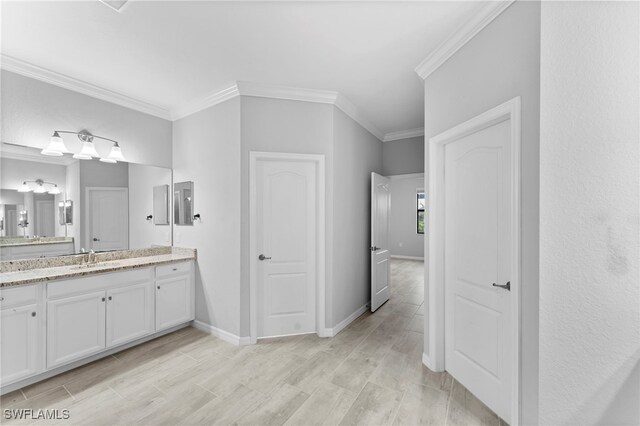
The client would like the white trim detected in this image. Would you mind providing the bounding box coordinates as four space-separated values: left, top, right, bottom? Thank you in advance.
238 81 338 104
249 151 326 345
192 320 251 346
388 172 425 180
422 352 435 371
0 143 77 166
414 1 514 80
333 93 385 141
170 81 385 141
390 255 424 261
428 97 521 424
383 128 424 142
1 55 172 120
1 57 386 141
322 303 368 337
171 83 240 121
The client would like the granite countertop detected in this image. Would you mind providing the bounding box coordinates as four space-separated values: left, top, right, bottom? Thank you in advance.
0 237 74 247
0 247 196 288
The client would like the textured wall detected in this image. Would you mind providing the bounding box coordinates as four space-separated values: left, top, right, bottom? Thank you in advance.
539 2 640 424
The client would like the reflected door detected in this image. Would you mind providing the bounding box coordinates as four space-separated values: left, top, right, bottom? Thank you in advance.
87 188 129 251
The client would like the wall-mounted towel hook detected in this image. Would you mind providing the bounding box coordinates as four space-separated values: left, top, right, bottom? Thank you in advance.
146 215 153 221
193 213 201 221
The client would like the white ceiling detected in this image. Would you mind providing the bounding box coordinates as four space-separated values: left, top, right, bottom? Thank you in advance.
1 1 487 137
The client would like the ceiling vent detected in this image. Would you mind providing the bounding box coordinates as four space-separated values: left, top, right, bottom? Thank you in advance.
99 0 129 12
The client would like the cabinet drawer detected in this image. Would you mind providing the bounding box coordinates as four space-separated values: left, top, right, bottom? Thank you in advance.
48 268 152 300
0 285 39 310
155 261 191 278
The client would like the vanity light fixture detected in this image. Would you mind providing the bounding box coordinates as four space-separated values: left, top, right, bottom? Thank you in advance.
17 179 61 195
42 130 126 163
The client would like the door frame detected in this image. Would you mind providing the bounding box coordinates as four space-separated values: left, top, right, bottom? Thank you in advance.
84 187 129 250
249 151 326 344
427 97 522 424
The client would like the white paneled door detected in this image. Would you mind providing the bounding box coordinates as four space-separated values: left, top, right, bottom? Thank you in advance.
256 158 317 338
370 172 391 312
444 119 513 422
86 188 129 251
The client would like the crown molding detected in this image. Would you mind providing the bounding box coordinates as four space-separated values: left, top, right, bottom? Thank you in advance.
333 93 385 141
1 55 386 140
171 81 385 141
171 83 240 121
414 0 514 80
383 127 424 142
0 143 77 166
1 54 172 120
237 81 338 105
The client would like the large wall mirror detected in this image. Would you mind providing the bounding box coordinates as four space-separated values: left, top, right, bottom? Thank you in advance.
0 143 173 260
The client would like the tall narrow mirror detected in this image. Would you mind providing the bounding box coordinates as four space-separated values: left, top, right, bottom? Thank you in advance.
174 181 194 226
153 185 169 225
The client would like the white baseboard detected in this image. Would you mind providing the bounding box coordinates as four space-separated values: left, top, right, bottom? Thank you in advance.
391 255 424 261
323 303 369 337
422 352 435 371
192 320 251 346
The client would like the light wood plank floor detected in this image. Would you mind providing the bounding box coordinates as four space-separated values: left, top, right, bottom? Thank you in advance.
1 259 501 425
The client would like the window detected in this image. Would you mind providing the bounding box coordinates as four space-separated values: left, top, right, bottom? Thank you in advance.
417 191 425 234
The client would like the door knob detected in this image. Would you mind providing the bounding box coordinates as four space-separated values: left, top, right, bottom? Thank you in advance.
258 254 272 261
492 281 511 291
370 246 380 252
93 237 100 241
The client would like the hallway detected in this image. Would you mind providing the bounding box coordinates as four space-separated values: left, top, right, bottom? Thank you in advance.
2 259 501 425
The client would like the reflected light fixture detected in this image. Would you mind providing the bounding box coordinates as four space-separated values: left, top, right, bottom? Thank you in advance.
16 179 62 195
42 130 126 163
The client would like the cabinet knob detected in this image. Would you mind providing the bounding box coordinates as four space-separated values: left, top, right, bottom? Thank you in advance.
108 296 112 301
101 297 106 302
0 297 4 301
157 286 160 290
31 312 36 317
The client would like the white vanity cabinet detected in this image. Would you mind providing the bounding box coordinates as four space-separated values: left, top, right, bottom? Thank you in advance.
155 261 194 331
46 268 154 369
0 258 195 392
0 285 45 385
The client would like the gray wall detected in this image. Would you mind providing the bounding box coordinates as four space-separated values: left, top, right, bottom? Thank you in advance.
382 136 424 176
332 107 383 327
239 96 334 335
539 2 639 424
389 174 424 259
172 98 242 336
1 71 173 168
423 2 540 424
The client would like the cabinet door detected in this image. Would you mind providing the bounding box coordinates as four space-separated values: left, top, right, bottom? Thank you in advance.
47 291 106 369
1 304 42 385
106 282 154 348
156 273 193 331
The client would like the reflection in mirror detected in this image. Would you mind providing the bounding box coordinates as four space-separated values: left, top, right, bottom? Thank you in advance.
153 185 169 225
0 144 173 260
174 181 194 226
